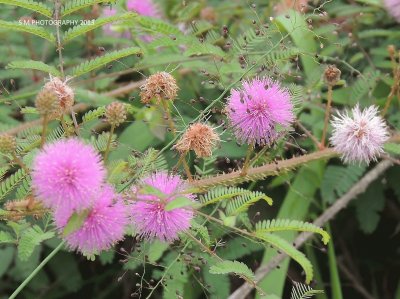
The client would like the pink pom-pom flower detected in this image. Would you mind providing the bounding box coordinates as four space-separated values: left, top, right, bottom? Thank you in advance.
330 105 389 164
131 172 195 242
32 138 105 213
55 185 128 255
226 77 294 146
384 0 400 22
126 0 160 17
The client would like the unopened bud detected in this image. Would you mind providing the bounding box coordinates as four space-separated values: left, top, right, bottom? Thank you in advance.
35 88 60 118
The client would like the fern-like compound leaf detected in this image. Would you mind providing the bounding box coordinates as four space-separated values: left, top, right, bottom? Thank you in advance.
6 60 61 77
0 0 52 17
209 260 255 280
0 169 28 201
61 0 112 17
63 12 137 43
71 47 141 77
255 219 330 244
290 281 324 299
0 21 55 43
255 232 314 284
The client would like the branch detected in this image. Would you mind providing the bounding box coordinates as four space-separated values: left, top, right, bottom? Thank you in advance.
191 148 338 189
228 160 393 299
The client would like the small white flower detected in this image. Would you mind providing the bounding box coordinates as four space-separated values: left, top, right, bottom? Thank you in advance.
330 105 389 164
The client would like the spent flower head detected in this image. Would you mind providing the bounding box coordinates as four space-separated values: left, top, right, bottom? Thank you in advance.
131 172 195 242
32 138 105 213
330 105 389 164
105 101 127 127
35 88 60 118
323 65 341 86
140 72 179 104
226 77 294 146
44 77 74 114
55 185 128 255
0 134 16 154
174 123 220 158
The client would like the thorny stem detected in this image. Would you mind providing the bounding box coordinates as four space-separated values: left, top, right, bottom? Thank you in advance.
40 114 48 148
241 143 254 176
103 124 115 163
11 153 30 174
70 106 80 136
54 0 64 78
321 84 333 149
382 49 399 116
181 154 194 182
191 148 338 190
8 241 65 299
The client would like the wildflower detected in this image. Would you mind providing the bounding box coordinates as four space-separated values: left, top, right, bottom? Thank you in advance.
140 72 179 104
43 77 74 114
105 101 127 127
35 88 60 118
131 172 195 242
226 77 294 145
32 139 105 213
174 123 220 158
55 185 128 255
126 0 160 17
0 134 16 154
384 0 400 22
323 65 341 86
330 105 389 164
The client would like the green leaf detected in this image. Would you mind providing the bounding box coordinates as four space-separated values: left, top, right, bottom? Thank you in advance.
62 0 113 17
0 231 14 244
255 219 330 245
140 184 165 199
6 60 61 77
0 0 52 17
255 232 314 284
18 226 54 261
290 281 324 299
209 260 255 280
384 142 400 155
0 169 28 202
63 210 90 237
71 47 142 77
0 247 14 277
63 12 137 43
165 196 193 211
0 21 55 43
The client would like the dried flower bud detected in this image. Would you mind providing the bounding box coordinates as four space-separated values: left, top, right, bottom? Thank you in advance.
0 134 16 154
44 77 74 113
105 101 127 127
323 65 341 86
174 123 220 158
200 7 216 23
388 45 396 57
35 88 60 118
140 72 178 104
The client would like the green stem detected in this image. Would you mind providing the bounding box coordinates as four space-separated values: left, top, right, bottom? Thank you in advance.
241 143 254 176
40 115 48 148
321 84 333 148
8 241 65 299
103 124 115 163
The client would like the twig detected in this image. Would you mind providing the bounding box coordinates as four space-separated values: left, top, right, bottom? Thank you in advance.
228 160 393 299
321 84 333 148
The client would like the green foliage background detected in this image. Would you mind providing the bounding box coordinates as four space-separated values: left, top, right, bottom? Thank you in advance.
0 0 399 298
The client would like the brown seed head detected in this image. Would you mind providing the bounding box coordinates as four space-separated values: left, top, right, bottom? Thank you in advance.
0 134 16 154
105 101 127 127
140 72 178 104
44 77 74 113
323 65 341 86
174 123 220 158
35 88 60 118
200 7 217 23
